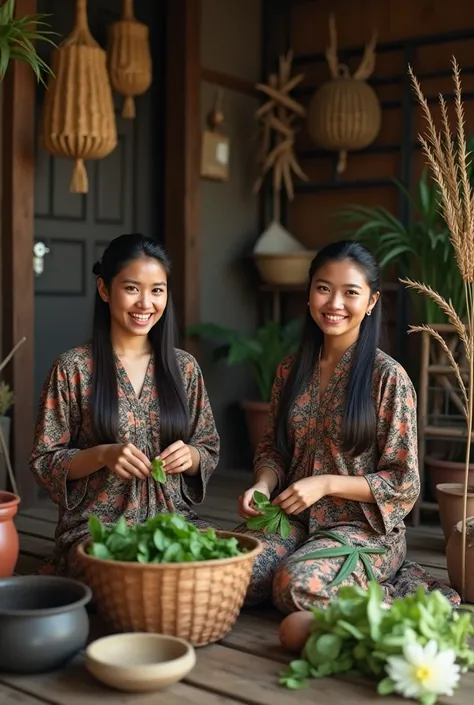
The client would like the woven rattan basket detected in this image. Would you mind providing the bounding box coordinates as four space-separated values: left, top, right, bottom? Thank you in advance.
254 251 316 286
41 0 117 193
77 531 262 647
107 0 152 119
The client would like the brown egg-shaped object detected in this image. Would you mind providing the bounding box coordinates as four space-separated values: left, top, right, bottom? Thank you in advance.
278 610 314 653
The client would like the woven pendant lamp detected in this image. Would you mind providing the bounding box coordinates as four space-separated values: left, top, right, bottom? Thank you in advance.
307 15 381 174
41 0 117 194
107 0 152 119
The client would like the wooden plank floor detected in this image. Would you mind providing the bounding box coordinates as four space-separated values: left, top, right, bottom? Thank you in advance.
4 469 471 704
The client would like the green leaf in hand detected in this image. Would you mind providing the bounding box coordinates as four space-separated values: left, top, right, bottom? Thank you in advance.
246 490 291 539
151 458 166 483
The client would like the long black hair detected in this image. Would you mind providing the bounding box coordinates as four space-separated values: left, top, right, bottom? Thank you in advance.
90 233 190 448
275 240 382 459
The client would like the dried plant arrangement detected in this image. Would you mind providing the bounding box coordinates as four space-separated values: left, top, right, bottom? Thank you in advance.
252 50 308 222
400 59 473 602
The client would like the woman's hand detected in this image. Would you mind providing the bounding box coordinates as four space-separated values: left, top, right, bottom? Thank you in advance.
273 476 330 515
103 443 151 480
157 441 194 475
238 482 271 519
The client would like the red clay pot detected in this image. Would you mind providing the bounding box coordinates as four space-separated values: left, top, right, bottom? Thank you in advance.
240 400 270 455
0 491 20 577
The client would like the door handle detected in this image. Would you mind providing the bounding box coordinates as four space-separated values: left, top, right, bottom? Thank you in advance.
33 241 50 276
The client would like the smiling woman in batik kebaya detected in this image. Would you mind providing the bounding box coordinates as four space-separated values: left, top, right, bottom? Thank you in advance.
236 240 460 613
29 233 220 579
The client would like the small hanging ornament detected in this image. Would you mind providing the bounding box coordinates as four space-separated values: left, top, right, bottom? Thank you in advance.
307 14 382 174
200 90 230 181
107 0 152 119
41 0 117 193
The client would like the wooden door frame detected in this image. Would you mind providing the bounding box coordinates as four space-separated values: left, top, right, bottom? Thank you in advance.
1 0 202 508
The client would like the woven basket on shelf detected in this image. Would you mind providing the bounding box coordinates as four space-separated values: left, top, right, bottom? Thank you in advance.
254 251 316 286
77 531 262 647
41 0 117 193
107 0 152 119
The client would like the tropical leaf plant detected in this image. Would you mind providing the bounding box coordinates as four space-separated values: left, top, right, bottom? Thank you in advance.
335 152 474 324
0 0 56 84
187 318 303 403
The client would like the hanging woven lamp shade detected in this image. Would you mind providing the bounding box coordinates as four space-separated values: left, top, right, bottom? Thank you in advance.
41 0 117 194
107 0 152 119
307 66 381 174
306 15 382 174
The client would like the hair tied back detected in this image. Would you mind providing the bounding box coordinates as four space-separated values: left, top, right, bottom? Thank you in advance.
92 261 102 276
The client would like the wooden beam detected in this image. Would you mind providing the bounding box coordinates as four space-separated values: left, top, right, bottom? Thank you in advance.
201 67 256 97
1 0 36 507
164 0 201 341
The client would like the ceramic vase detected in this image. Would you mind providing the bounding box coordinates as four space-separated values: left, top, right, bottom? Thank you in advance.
445 516 474 603
0 491 20 577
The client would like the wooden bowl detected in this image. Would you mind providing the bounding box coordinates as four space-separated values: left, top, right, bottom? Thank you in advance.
84 633 196 692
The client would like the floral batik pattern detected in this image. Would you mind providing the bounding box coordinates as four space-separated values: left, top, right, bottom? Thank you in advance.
30 344 220 580
234 346 460 613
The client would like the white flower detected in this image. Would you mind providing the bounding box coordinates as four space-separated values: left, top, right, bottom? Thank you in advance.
385 639 461 699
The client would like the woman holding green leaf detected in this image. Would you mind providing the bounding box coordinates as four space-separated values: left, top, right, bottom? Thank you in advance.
236 241 460 613
29 234 220 579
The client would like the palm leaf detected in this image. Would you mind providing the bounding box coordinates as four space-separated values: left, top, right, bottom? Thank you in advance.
0 1 56 84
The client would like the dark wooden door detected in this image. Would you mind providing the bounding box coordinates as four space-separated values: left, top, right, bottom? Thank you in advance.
33 0 164 402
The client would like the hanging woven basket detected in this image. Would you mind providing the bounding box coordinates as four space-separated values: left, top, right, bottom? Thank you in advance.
41 0 117 194
107 0 152 119
306 15 382 174
307 65 381 174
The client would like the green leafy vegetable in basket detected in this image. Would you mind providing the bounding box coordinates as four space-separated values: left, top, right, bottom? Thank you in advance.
87 512 245 563
151 458 166 483
279 581 474 704
246 490 291 539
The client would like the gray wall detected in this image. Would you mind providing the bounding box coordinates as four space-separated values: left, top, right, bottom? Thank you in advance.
199 0 261 469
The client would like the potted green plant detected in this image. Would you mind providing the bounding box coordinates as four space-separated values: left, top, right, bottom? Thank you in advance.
0 0 55 83
0 0 55 538
188 318 302 453
336 160 474 325
0 380 14 492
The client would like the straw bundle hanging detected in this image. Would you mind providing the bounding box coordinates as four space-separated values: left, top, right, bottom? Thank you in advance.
41 0 117 194
107 0 152 119
307 14 381 174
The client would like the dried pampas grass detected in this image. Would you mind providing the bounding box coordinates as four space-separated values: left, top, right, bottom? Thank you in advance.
401 58 474 602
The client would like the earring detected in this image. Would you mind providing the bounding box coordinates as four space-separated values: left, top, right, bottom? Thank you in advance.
367 310 372 316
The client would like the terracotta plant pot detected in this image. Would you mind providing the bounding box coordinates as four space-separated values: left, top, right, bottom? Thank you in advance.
240 400 270 455
0 491 20 577
426 455 474 499
436 483 474 542
446 516 474 603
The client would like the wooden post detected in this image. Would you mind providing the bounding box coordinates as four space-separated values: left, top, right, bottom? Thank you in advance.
1 0 36 507
164 0 201 345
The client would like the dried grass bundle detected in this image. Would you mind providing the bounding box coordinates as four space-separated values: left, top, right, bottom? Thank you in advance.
401 58 474 601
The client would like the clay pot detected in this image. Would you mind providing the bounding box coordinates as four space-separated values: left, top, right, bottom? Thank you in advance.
446 516 474 603
240 400 270 455
0 491 20 577
426 455 474 499
436 483 474 542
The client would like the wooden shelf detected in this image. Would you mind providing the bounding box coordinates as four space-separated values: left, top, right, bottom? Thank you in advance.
414 325 471 527
419 501 439 512
425 425 473 439
258 281 400 293
428 365 469 374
